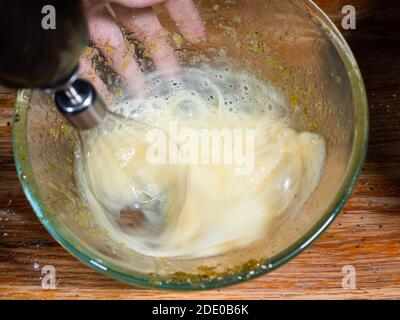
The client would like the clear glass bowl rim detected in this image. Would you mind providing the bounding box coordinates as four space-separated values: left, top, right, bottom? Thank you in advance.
12 0 369 290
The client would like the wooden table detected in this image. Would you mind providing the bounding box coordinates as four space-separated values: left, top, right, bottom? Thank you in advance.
1 0 400 300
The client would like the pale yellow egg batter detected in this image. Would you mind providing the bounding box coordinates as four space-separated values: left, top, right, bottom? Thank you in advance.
75 67 325 258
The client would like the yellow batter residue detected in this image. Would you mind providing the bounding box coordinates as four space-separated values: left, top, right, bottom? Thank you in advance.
75 67 325 258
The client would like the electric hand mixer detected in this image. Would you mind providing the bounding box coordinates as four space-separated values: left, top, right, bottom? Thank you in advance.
0 0 106 130
0 0 165 227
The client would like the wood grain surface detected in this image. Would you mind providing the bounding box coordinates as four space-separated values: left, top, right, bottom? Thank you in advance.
1 0 400 300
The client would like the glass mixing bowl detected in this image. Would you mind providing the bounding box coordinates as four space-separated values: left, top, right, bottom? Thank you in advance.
13 0 368 290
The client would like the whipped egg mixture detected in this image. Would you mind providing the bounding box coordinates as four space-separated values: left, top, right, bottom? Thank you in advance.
75 67 325 258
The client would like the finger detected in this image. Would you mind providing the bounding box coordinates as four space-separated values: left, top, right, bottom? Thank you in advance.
163 0 205 44
114 6 180 76
79 52 113 105
87 7 146 95
110 0 165 8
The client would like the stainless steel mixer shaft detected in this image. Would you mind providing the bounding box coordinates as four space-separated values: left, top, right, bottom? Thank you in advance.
54 76 107 130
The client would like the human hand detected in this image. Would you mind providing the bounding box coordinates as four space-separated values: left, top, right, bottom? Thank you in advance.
80 0 205 102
